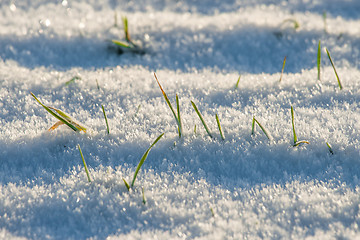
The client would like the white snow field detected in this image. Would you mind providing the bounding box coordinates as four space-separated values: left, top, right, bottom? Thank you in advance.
1 0 360 239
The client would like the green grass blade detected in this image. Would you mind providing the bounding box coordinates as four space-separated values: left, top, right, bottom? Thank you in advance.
252 117 272 141
293 140 310 147
122 16 130 42
112 40 131 48
317 40 321 81
65 76 81 86
326 142 334 155
154 73 182 137
191 101 213 139
96 79 100 90
142 187 146 205
77 144 91 182
123 178 130 191
194 124 197 135
176 94 182 138
30 92 79 132
131 133 164 187
291 106 297 144
215 114 225 140
235 75 241 89
101 105 110 134
210 207 215 217
279 56 286 82
326 48 343 90
49 107 87 132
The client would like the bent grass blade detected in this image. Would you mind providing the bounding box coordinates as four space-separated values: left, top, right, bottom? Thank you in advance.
131 133 164 188
251 116 272 142
154 73 182 138
216 114 225 140
191 101 213 139
123 178 130 191
77 144 91 182
30 92 82 132
291 106 309 147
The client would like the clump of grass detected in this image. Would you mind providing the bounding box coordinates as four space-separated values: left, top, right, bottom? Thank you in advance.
290 106 309 147
111 16 144 54
77 144 91 182
215 114 225 140
123 133 164 191
326 142 334 155
154 73 182 138
317 40 321 81
101 105 110 134
326 48 343 90
191 101 213 139
279 56 287 82
234 75 241 89
30 92 87 132
65 76 81 86
251 116 272 142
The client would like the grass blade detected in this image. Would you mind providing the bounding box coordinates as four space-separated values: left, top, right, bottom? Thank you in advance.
154 73 182 138
279 56 286 82
96 79 100 90
293 140 310 147
251 117 272 141
291 106 297 144
112 40 131 48
235 75 241 89
123 178 130 191
31 92 80 132
326 48 343 90
142 187 146 205
282 19 300 30
215 114 225 140
191 101 213 139
131 133 164 187
101 105 110 134
77 144 91 182
326 142 334 155
49 107 87 132
65 76 81 86
317 40 321 81
122 16 130 42
176 94 182 138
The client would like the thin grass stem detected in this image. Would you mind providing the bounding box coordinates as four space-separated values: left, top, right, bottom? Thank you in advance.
131 133 164 187
123 178 130 191
326 48 343 90
77 144 91 182
317 40 321 81
251 117 272 141
101 105 110 134
215 114 225 140
235 75 241 89
326 142 334 155
191 101 213 139
176 94 182 138
279 56 286 82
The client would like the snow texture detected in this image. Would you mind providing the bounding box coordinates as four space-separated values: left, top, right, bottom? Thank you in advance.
1 0 360 239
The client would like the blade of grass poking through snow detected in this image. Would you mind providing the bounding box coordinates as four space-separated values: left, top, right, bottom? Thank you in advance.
96 79 100 90
326 142 334 155
123 178 130 191
112 39 131 48
77 144 91 182
131 133 164 188
30 92 79 132
279 56 286 82
191 101 213 138
251 116 272 141
176 94 182 136
215 114 225 140
317 40 321 81
101 105 110 134
154 73 182 138
282 19 300 30
65 76 81 86
122 16 130 42
326 48 343 90
142 187 146 205
290 106 309 147
235 75 241 89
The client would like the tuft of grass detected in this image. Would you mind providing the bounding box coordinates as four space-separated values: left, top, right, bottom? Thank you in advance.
282 19 300 30
234 75 241 89
101 105 110 134
142 187 146 205
65 76 81 86
290 106 309 147
194 124 197 135
326 142 334 155
251 116 272 142
326 48 343 90
77 144 91 182
215 114 225 140
31 92 87 132
154 73 182 138
317 41 321 81
131 133 164 188
279 56 287 82
191 101 213 139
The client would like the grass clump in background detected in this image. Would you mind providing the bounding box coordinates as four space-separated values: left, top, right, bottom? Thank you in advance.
31 92 87 132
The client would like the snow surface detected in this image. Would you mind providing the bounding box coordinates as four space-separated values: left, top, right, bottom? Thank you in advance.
1 0 360 239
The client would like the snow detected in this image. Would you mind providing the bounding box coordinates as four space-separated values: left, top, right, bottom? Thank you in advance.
1 0 360 239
